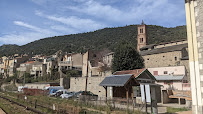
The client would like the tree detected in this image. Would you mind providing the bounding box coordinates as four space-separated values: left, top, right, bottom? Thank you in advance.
112 40 145 73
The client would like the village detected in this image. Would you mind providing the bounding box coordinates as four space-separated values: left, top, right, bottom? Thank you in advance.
0 23 192 114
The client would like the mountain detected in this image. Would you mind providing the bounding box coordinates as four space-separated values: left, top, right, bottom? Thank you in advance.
0 25 187 57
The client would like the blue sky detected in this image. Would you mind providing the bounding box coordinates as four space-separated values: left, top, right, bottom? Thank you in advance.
0 0 186 46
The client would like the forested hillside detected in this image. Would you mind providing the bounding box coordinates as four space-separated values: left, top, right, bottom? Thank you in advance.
0 25 187 56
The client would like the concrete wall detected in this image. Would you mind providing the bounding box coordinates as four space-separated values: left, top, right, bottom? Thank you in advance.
157 81 190 91
185 0 203 113
82 52 88 77
148 66 186 76
24 83 50 89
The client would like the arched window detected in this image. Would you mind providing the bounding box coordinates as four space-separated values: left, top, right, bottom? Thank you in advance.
140 28 143 33
140 38 144 43
175 57 177 61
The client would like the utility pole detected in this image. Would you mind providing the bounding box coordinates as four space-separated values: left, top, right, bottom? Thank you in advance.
23 72 25 86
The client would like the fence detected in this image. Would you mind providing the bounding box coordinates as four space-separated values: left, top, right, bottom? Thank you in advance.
15 94 145 113
1 88 146 114
76 95 145 112
16 94 80 114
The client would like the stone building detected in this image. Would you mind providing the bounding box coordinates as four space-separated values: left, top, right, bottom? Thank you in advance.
70 49 114 97
137 23 190 81
59 53 83 71
43 57 57 75
82 49 113 77
30 61 46 78
1 55 30 77
16 61 35 77
137 21 147 51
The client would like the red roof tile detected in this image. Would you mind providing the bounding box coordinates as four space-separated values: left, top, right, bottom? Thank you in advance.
23 61 35 64
113 68 146 78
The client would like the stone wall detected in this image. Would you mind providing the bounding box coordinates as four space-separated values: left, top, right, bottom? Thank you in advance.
143 50 190 81
180 60 190 81
69 77 107 97
72 53 83 68
143 51 182 68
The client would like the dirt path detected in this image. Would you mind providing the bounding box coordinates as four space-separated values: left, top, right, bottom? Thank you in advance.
177 111 192 114
0 108 6 114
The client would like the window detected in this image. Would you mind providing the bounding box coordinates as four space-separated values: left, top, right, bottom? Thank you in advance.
164 71 168 74
140 38 143 43
175 57 177 61
153 71 158 76
133 86 141 97
140 28 143 33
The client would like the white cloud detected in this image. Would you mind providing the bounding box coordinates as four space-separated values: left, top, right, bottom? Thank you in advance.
0 21 59 45
66 0 123 22
0 32 47 45
65 0 185 26
14 21 44 33
35 11 106 32
0 0 186 46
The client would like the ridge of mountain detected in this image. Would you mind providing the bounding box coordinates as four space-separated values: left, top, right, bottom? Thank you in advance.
0 25 187 57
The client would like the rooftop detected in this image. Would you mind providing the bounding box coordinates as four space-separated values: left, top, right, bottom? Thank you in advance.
140 44 188 56
99 74 133 87
154 75 184 81
113 69 146 78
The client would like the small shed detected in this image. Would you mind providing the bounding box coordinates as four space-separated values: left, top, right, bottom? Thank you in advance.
100 74 139 99
100 69 159 100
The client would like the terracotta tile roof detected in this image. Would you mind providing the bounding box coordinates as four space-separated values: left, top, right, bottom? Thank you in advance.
23 61 35 64
113 68 146 78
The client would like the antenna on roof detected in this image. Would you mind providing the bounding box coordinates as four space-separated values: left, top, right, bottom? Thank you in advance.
141 20 145 25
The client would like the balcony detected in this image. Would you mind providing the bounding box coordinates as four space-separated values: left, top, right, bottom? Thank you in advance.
59 61 72 66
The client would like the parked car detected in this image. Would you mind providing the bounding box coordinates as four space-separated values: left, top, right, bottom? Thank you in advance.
77 91 98 101
60 92 75 99
47 86 64 96
51 89 69 97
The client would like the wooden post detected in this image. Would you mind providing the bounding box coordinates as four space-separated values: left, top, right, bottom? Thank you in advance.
85 76 88 93
126 89 129 100
34 99 37 108
105 86 107 102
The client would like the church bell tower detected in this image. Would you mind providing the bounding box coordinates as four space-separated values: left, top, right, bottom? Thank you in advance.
137 20 147 51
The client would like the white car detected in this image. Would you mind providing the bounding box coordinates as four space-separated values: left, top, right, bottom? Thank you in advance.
60 92 75 99
50 89 69 97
